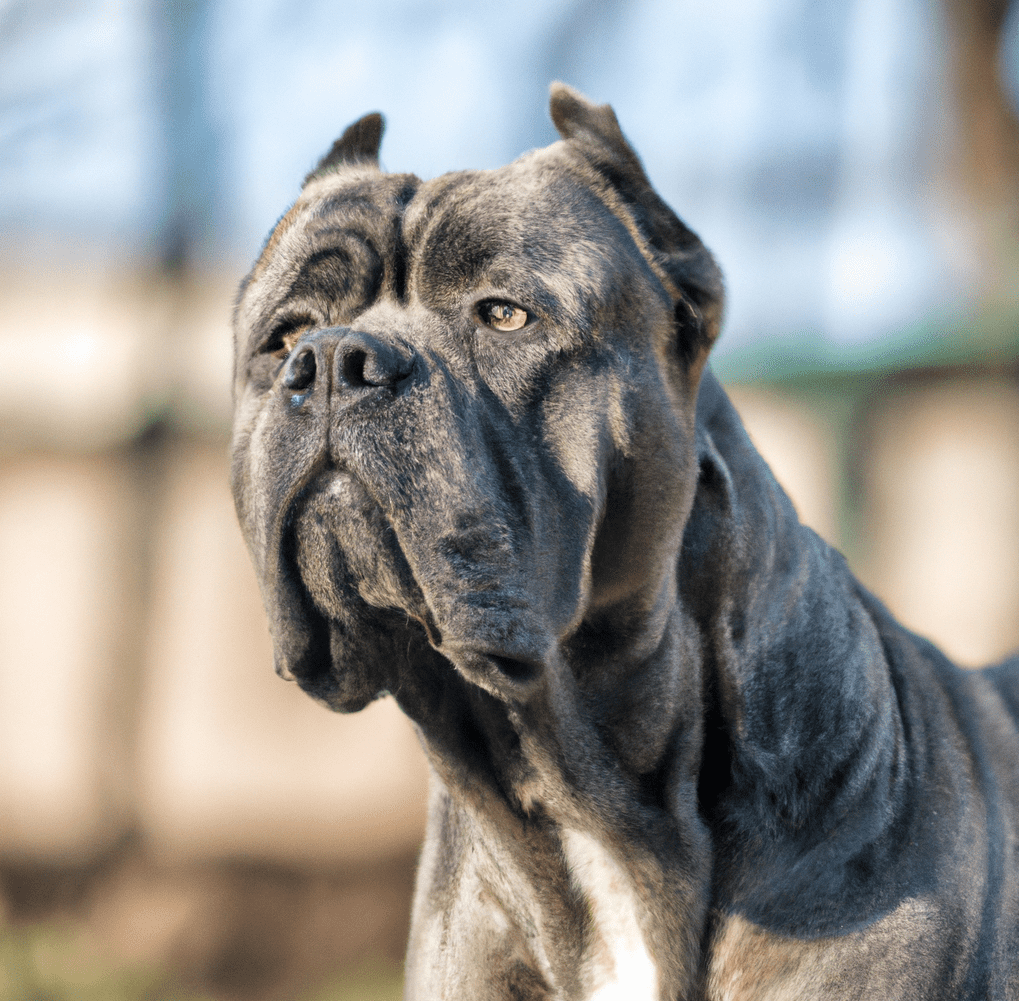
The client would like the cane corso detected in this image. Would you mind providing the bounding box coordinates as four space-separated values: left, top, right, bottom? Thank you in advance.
231 85 1019 999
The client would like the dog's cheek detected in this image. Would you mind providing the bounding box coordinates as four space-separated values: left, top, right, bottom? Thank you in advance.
593 398 698 606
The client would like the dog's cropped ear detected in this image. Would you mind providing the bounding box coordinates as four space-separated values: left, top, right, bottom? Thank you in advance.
304 112 385 185
550 83 724 371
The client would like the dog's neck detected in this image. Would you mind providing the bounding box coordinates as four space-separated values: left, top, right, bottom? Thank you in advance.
400 372 909 995
397 493 713 997
685 372 910 931
400 589 712 998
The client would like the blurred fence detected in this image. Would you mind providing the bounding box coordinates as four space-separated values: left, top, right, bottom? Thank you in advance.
0 266 427 1000
0 263 1016 1000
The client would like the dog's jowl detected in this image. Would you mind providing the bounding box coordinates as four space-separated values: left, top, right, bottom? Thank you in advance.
231 85 1019 999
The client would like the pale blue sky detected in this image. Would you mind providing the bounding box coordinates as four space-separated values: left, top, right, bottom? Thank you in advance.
1 0 1014 358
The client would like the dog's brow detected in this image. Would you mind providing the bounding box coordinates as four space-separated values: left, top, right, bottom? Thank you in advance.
392 215 410 303
315 191 380 220
400 172 479 251
282 233 382 308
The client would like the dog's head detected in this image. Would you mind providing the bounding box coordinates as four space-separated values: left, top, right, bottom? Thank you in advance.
231 85 724 712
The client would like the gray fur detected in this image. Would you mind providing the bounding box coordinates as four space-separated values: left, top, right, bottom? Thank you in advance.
231 84 1019 999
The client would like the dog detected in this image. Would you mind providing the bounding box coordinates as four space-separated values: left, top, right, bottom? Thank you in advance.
230 84 1019 999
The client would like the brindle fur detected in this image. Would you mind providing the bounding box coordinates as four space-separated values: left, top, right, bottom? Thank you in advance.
231 85 1019 999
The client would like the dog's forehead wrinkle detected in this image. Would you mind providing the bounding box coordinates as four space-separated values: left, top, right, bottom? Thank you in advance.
313 184 391 219
242 211 333 335
241 174 420 334
400 168 486 250
283 242 383 318
403 161 645 318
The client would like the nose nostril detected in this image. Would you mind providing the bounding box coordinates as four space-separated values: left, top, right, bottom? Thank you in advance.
341 348 368 388
283 346 317 391
336 334 415 391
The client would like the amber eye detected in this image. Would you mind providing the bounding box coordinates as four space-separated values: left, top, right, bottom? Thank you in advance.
478 300 531 332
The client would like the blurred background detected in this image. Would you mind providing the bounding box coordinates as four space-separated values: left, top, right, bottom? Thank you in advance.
1 0 1018 997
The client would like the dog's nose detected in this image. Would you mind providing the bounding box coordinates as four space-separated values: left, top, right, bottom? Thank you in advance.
334 331 415 391
282 345 317 392
280 328 416 402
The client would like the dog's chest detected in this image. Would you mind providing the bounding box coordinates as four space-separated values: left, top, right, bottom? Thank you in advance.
561 828 659 1001
704 898 949 1000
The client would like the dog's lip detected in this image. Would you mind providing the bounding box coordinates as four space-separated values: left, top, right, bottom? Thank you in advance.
274 649 296 681
282 459 559 702
288 460 362 516
439 638 552 699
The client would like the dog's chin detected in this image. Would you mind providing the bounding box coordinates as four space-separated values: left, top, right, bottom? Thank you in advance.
294 610 429 714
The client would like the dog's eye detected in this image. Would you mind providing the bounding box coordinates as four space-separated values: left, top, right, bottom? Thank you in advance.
264 317 314 358
478 300 531 333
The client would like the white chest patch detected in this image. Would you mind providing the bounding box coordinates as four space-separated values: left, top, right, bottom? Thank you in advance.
561 828 659 1001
